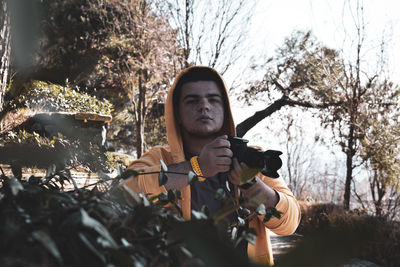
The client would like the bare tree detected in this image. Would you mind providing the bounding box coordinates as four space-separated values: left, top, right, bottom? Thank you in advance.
237 25 400 210
124 0 182 157
236 31 345 138
282 116 315 200
276 113 342 203
358 80 400 218
0 0 10 112
159 0 253 75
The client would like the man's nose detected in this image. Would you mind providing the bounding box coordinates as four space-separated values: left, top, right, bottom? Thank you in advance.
197 98 211 111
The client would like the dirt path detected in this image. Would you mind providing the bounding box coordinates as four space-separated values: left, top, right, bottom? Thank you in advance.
270 233 381 266
271 232 303 261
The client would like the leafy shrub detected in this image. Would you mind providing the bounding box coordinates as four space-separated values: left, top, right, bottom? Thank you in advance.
0 130 110 172
286 202 400 267
1 129 61 147
6 80 113 115
0 166 259 267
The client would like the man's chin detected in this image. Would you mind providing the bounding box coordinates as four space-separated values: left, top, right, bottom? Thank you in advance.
187 129 221 138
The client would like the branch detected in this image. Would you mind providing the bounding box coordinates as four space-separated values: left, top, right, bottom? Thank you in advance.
235 94 343 138
235 96 288 138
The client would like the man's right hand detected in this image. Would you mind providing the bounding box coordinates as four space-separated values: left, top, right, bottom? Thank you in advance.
198 135 233 177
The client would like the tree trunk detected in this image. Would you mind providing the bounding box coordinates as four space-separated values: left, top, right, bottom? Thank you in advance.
0 0 11 113
343 123 355 210
135 74 146 158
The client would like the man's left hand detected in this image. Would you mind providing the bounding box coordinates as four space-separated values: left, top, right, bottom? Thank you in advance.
228 157 247 186
228 158 279 208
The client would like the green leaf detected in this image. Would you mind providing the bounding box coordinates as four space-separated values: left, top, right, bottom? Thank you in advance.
263 212 272 223
168 190 176 202
174 189 182 200
213 203 240 223
121 169 139 180
191 210 208 220
46 164 56 178
9 178 24 196
80 209 118 249
120 184 142 206
157 192 168 202
160 159 168 172
158 171 168 186
238 207 251 218
214 188 226 200
11 164 22 180
255 204 266 215
263 207 282 222
200 205 210 217
237 217 245 226
78 232 106 263
117 163 124 176
239 168 259 184
140 193 150 207
188 171 198 185
271 207 282 219
180 246 193 257
120 238 133 248
32 230 62 262
98 171 111 181
243 232 256 245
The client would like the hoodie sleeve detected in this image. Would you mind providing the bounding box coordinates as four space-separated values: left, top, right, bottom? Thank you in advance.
257 176 301 235
121 146 171 197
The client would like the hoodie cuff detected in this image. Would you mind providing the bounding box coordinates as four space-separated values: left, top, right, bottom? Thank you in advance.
258 190 288 228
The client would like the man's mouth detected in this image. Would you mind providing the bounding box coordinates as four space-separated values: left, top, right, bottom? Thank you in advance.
197 115 213 121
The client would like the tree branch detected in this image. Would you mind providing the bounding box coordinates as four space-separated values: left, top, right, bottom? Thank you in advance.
235 94 343 138
235 96 288 137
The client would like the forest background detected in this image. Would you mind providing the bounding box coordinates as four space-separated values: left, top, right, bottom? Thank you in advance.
0 0 400 266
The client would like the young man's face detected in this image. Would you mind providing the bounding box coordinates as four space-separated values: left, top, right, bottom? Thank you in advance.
178 80 225 138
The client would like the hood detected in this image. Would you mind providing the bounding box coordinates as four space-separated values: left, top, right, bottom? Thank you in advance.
165 66 236 163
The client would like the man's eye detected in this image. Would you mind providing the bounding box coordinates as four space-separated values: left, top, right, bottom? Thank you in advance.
210 98 221 103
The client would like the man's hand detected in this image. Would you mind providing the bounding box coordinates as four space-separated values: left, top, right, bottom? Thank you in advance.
228 157 247 185
229 158 279 208
198 135 233 177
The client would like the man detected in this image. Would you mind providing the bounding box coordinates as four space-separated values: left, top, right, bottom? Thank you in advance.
122 66 301 265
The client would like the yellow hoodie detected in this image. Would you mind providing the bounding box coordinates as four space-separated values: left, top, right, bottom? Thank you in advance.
122 66 301 266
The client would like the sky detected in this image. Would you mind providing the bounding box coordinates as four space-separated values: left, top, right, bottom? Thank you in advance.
229 0 400 132
249 0 400 79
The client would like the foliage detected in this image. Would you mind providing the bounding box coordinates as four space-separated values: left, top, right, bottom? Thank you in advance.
0 130 111 172
108 105 168 155
1 129 61 147
29 0 182 114
0 79 114 171
29 0 173 91
241 30 400 211
5 80 113 115
0 164 261 267
9 0 183 157
145 115 168 149
358 81 400 218
294 202 400 267
240 31 343 107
